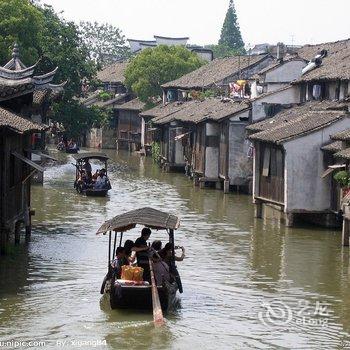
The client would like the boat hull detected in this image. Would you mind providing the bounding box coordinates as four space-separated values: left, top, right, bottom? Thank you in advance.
66 149 79 154
107 281 178 312
85 189 109 197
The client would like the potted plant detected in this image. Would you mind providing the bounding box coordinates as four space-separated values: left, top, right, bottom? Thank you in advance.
334 170 350 197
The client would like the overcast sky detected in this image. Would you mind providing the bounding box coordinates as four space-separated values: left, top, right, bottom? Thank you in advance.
42 0 349 47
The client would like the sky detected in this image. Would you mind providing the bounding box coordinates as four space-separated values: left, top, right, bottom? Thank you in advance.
41 0 350 48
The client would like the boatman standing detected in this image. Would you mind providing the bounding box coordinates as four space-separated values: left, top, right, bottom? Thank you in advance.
133 228 152 282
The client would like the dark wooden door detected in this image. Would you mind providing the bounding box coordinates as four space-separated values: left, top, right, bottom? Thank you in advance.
259 144 285 203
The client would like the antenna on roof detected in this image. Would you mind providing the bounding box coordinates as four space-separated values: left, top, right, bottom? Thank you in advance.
246 43 252 79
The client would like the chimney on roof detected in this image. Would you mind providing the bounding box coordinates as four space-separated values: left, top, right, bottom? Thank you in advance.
276 42 284 61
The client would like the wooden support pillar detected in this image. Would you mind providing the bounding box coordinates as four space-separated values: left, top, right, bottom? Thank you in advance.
25 210 33 244
14 222 21 245
342 218 350 247
25 225 31 244
223 180 230 194
254 202 262 218
285 213 295 227
0 228 7 255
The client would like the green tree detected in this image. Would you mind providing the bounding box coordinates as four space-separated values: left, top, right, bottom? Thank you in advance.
79 21 131 66
52 100 112 139
0 0 43 65
125 45 204 104
206 44 245 59
219 0 245 52
36 5 96 100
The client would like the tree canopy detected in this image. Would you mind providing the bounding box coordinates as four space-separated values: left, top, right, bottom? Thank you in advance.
219 0 245 52
206 44 245 59
124 45 204 104
0 0 112 137
79 21 131 66
37 5 96 100
0 0 43 64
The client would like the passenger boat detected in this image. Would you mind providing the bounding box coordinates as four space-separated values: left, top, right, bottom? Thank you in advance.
73 153 111 197
57 143 79 154
97 207 183 313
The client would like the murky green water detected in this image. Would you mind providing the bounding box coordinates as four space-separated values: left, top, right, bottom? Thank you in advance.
1 149 350 349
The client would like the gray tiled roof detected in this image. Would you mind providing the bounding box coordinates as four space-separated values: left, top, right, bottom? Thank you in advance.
321 141 343 152
97 62 128 84
115 98 146 111
331 128 350 141
162 55 270 89
152 98 250 125
297 38 350 82
249 102 349 144
140 101 186 119
335 148 350 160
0 107 48 133
247 101 350 133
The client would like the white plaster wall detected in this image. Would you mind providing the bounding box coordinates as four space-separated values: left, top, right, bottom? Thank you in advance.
252 85 300 122
284 117 350 212
266 83 289 93
205 122 220 178
141 118 146 148
128 40 141 53
265 60 306 83
155 37 188 46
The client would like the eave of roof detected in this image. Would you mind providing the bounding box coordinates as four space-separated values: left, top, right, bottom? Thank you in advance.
0 107 48 134
249 102 349 144
151 98 250 125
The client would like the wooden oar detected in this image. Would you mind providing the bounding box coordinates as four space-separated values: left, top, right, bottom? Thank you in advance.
148 257 165 326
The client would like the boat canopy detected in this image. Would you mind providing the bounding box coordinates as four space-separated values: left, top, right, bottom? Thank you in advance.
73 153 109 161
96 207 180 234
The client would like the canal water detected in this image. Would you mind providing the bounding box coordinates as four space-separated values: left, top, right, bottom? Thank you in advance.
1 149 350 349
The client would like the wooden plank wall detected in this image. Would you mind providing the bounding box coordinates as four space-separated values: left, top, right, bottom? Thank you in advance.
259 143 285 203
193 124 206 174
219 121 229 179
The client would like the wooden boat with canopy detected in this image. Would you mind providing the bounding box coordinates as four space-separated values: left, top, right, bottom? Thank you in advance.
73 153 111 197
97 207 183 313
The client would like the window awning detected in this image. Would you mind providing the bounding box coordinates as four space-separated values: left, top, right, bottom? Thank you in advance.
175 132 191 141
321 164 346 178
12 151 44 172
26 149 58 161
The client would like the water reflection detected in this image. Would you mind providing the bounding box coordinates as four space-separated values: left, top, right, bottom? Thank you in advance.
0 149 350 349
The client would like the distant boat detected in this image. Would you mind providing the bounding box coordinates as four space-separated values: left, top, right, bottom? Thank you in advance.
72 153 111 197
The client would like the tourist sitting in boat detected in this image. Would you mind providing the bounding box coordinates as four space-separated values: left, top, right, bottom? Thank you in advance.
94 169 110 190
150 240 163 262
68 139 78 150
111 247 127 279
159 243 185 266
150 240 171 285
133 228 152 281
76 170 87 189
151 240 162 252
153 257 171 286
124 240 136 264
92 169 99 181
